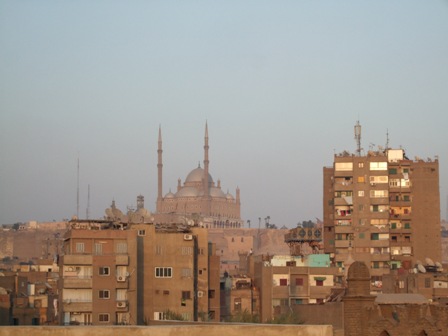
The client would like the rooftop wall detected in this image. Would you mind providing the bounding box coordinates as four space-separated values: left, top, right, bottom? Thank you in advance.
0 324 333 336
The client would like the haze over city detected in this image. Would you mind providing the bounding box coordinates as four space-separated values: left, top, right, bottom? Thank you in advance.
1 1 447 227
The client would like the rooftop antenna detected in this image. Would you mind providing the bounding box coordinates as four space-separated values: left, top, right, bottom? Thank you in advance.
77 156 80 218
385 129 390 151
86 184 90 219
354 120 362 156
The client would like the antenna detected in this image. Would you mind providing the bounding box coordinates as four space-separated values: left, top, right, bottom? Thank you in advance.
77 156 80 218
385 129 389 151
86 184 90 219
354 120 362 156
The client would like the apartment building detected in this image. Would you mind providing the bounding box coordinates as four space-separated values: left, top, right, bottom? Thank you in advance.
132 223 220 323
323 147 441 290
252 254 340 322
59 222 138 325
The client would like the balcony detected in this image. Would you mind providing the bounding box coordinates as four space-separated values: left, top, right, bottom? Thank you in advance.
370 254 390 262
62 300 92 312
335 240 351 248
63 255 93 265
115 255 129 265
273 286 290 298
63 277 92 289
369 240 390 248
309 286 332 298
289 286 309 296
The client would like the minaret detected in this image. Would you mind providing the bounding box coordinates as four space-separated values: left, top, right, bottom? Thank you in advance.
203 122 210 214
157 125 163 211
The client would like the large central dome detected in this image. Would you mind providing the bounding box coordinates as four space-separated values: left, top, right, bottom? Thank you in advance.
185 167 214 183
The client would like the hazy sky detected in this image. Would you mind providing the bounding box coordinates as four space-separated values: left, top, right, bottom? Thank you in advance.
1 1 447 227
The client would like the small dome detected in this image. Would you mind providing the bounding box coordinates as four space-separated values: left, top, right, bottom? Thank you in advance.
226 192 235 200
175 186 199 198
185 167 214 184
347 261 370 280
164 191 175 199
210 187 226 198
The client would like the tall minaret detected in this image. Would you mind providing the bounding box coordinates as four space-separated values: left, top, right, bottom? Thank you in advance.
203 122 210 213
157 125 163 211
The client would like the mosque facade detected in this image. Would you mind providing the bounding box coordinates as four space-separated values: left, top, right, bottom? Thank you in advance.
154 123 243 228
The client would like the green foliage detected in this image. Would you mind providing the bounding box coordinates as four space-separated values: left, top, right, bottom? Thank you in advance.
228 309 259 323
163 309 185 321
268 311 302 324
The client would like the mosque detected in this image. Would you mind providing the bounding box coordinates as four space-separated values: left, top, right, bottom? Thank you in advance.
154 123 243 228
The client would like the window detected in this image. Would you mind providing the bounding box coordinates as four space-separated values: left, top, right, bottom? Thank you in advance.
182 291 191 300
154 312 166 321
425 278 431 288
369 175 388 184
359 233 365 239
358 190 364 197
163 290 170 295
279 278 288 286
234 298 242 312
138 230 146 236
76 242 85 253
358 162 364 168
370 190 388 198
391 222 397 229
391 236 397 242
403 195 410 201
99 290 110 299
295 278 304 286
116 242 128 254
335 162 353 171
315 280 324 286
389 168 397 174
209 290 215 298
155 267 172 278
155 245 163 255
372 262 380 269
181 268 192 278
99 267 110 276
181 247 193 255
98 314 109 322
404 223 411 229
370 162 387 171
371 233 379 240
357 176 365 183
94 243 103 255
358 205 364 211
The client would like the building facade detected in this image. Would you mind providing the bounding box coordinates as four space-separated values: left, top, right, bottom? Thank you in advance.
323 147 441 291
132 223 220 323
59 223 138 325
154 124 243 228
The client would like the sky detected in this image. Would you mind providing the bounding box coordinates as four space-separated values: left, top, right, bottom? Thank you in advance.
1 1 447 227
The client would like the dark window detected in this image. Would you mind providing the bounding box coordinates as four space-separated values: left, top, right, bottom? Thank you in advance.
182 291 191 300
279 278 287 286
316 280 324 286
208 290 215 298
296 278 304 286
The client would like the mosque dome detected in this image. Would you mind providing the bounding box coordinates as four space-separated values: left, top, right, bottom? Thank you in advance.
164 191 175 199
226 192 235 200
210 187 226 198
175 186 200 198
185 167 214 184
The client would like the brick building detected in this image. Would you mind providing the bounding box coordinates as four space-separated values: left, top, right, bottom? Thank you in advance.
324 144 441 291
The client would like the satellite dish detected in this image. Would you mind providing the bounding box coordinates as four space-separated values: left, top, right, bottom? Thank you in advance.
417 264 426 273
425 258 435 266
413 268 418 274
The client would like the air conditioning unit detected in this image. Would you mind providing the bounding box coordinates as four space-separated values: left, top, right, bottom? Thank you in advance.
117 275 126 282
116 301 127 308
184 234 193 241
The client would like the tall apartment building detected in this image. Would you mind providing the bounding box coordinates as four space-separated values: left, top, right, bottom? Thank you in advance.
323 147 441 290
132 223 220 323
59 223 138 325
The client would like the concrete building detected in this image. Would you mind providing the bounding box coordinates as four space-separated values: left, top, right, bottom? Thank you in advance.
59 222 138 325
323 142 441 291
154 123 243 228
131 223 220 323
252 254 341 322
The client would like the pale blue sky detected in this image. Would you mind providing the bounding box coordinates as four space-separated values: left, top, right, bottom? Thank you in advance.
1 1 447 226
